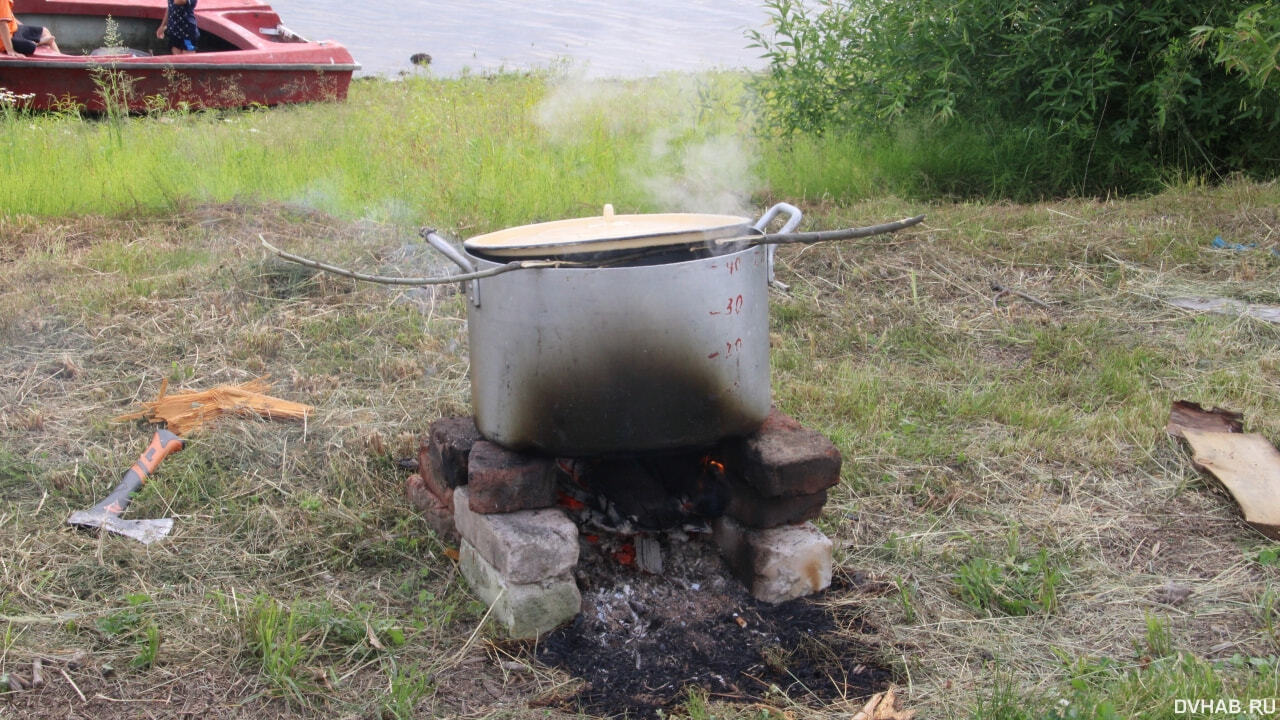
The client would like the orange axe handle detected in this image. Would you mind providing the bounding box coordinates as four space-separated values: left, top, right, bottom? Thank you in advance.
89 429 185 517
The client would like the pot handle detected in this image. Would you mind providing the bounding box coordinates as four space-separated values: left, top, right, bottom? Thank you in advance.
422 228 476 274
422 228 481 307
753 203 803 286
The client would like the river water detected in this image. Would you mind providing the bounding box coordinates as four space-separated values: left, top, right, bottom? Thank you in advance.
264 0 773 78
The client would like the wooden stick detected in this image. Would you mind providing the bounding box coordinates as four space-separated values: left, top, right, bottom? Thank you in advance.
60 667 87 703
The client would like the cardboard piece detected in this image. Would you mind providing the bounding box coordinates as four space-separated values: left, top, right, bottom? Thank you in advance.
1168 297 1280 324
1182 428 1280 540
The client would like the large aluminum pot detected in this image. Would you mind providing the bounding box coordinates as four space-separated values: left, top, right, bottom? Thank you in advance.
428 204 802 456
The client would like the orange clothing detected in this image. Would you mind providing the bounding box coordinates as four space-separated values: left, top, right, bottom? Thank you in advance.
0 0 17 37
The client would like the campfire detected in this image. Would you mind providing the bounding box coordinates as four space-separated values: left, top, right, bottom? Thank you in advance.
404 409 895 715
406 406 842 638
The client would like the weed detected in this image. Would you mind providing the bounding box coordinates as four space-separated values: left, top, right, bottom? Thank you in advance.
970 666 1044 720
1049 649 1280 719
380 661 434 719
96 592 150 636
679 686 713 720
1141 614 1177 660
895 576 918 624
954 532 1064 617
245 595 318 706
0 87 35 121
132 622 162 669
1255 586 1280 650
89 17 137 141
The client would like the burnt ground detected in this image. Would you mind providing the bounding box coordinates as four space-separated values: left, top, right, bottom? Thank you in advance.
522 531 894 718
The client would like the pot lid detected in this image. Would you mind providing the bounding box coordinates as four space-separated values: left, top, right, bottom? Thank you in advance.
463 205 754 258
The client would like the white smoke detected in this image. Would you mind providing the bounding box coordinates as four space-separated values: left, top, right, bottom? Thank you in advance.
534 68 632 143
638 131 756 215
535 71 759 217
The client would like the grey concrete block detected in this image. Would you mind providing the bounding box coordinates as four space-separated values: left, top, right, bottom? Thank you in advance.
453 487 579 584
713 517 833 603
459 540 581 639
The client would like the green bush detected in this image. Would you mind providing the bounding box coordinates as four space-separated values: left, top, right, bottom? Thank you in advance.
749 0 1280 196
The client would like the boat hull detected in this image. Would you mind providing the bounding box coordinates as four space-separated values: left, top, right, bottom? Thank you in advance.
2 0 358 110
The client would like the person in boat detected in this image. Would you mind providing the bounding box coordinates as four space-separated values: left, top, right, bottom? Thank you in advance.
0 0 60 56
156 0 199 54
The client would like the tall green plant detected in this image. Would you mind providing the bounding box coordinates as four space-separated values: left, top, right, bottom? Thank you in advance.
90 16 137 138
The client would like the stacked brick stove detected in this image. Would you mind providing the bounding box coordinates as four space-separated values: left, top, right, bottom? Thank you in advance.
406 409 842 639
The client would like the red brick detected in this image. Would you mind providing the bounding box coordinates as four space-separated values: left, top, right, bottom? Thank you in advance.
417 416 482 491
419 457 455 508
728 417 842 498
758 406 804 433
467 441 557 514
406 474 459 544
725 477 826 528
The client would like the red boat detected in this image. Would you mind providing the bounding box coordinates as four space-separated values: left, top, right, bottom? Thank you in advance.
1 0 358 110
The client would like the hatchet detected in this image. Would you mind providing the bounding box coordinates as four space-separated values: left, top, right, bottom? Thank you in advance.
67 429 184 545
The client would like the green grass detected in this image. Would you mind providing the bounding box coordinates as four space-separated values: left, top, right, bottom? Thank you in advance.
4 72 1220 225
1 72 761 223
3 72 1280 718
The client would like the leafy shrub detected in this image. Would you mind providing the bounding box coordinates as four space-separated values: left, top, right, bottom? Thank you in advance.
749 0 1280 195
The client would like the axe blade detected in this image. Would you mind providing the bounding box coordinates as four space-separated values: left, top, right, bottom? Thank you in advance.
67 429 184 545
67 511 174 545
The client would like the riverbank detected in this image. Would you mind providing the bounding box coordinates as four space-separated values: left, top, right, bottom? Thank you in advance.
3 74 1280 718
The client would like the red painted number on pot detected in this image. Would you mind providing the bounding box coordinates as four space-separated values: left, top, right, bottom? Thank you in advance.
707 338 743 360
709 295 744 317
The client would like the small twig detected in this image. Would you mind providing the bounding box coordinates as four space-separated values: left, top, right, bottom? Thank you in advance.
93 694 170 703
1046 207 1085 222
0 612 89 625
991 281 1051 309
59 667 87 703
725 214 927 248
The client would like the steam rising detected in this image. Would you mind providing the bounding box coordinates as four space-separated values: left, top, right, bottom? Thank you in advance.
535 71 760 217
639 131 756 215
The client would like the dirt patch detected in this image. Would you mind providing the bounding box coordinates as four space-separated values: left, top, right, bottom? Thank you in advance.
528 533 893 717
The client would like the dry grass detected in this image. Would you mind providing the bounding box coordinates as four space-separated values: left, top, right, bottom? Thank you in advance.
769 179 1280 716
2 180 1280 718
